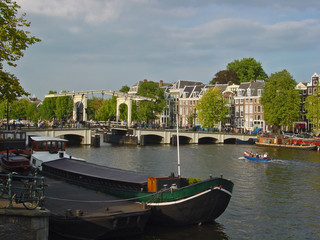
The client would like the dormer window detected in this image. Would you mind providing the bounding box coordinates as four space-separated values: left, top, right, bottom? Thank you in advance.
238 89 245 96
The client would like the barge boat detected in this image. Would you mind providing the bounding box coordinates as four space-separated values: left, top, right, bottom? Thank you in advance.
30 136 234 226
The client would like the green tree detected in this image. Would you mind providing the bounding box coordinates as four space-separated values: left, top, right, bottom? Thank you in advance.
0 1 40 127
87 97 103 121
305 83 320 132
196 87 228 128
227 58 268 83
0 98 39 123
26 101 39 123
55 96 73 121
210 70 239 85
0 1 40 101
119 85 130 93
96 97 117 121
10 98 29 119
261 70 300 133
136 81 166 121
40 91 57 120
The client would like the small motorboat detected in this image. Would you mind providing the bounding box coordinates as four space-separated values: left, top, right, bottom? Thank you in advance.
243 151 273 162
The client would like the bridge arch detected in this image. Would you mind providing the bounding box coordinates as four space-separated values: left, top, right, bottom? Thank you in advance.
73 95 88 122
171 135 192 145
198 137 218 144
116 100 130 124
140 134 163 145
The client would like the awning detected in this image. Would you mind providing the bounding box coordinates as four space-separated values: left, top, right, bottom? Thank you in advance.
295 123 306 129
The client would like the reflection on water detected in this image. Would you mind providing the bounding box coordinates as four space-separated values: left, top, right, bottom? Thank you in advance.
64 143 320 240
132 222 229 240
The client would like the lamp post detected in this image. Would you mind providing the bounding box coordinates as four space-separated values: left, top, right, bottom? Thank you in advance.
6 100 9 130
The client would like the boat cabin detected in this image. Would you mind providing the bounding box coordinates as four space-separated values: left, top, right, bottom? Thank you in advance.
30 137 67 152
0 131 26 150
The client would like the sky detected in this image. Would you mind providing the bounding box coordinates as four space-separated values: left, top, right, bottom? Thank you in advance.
8 0 320 99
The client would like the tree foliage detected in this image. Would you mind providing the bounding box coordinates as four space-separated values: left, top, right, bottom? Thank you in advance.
55 96 73 121
196 87 228 128
136 81 166 121
0 0 40 102
87 97 103 120
0 98 39 122
0 71 29 102
119 85 130 93
96 97 117 121
40 91 57 120
210 70 239 85
227 58 268 83
305 83 320 131
261 70 300 132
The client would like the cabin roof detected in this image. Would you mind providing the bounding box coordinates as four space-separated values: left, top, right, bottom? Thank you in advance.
30 137 68 142
43 158 149 185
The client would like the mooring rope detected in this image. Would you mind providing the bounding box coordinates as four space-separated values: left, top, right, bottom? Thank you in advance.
45 187 173 203
45 192 158 203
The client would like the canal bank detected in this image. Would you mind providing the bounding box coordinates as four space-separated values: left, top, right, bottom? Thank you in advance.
0 207 50 240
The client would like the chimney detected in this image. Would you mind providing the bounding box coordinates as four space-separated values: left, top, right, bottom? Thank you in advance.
159 80 163 87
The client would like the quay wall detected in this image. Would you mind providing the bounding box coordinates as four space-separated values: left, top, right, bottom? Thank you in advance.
0 208 50 240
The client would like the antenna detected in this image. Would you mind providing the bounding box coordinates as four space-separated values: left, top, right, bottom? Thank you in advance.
176 114 181 178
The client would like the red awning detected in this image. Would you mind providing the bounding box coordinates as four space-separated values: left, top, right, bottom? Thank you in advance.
295 123 306 129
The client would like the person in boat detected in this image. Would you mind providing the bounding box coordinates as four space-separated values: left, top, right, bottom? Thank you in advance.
263 152 269 159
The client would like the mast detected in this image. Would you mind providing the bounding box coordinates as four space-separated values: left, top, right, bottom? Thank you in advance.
176 114 181 177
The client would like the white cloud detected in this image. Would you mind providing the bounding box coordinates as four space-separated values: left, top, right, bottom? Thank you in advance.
16 0 122 24
164 18 320 52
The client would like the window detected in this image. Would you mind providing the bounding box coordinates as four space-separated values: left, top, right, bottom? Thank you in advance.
5 133 14 140
38 142 46 150
57 141 64 150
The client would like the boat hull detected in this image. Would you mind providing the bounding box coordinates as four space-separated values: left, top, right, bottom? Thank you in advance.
147 186 232 226
49 212 150 240
243 151 272 161
243 155 271 162
255 142 316 150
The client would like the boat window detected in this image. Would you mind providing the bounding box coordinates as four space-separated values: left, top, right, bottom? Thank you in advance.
38 141 47 150
47 141 54 150
16 133 25 139
57 141 64 150
5 133 14 140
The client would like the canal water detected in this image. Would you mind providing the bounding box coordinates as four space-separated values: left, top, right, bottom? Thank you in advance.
65 142 320 240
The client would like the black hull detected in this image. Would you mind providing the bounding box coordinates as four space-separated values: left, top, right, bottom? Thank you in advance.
148 188 232 226
49 212 150 240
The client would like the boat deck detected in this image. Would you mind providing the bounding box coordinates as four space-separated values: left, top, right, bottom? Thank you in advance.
44 176 148 217
43 158 149 185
